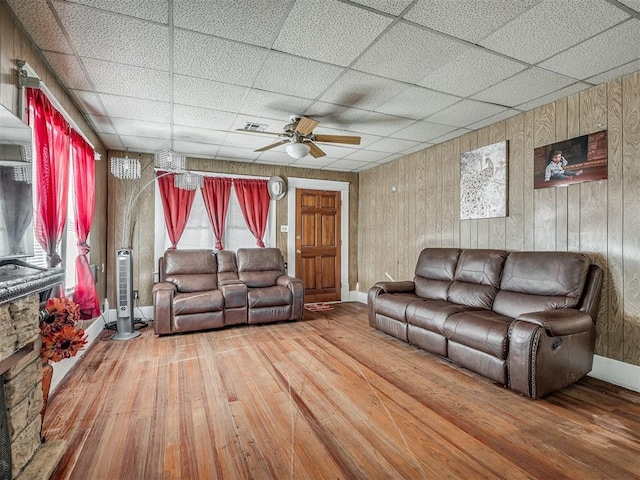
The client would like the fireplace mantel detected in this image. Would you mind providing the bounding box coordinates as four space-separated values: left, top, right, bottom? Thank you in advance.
0 265 65 305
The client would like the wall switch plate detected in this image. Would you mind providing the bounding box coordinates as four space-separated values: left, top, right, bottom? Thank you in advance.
280 225 289 233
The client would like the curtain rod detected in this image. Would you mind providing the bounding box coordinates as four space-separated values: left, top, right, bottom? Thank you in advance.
16 60 100 160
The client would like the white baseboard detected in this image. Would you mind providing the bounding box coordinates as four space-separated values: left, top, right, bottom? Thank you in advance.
351 290 368 303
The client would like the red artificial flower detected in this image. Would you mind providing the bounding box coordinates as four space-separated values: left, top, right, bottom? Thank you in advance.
41 325 87 363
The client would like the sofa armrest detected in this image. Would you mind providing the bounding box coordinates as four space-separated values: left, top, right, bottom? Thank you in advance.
277 275 304 320
152 282 177 335
373 281 415 294
516 309 593 336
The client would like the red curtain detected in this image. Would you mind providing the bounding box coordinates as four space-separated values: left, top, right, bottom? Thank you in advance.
233 179 270 247
157 171 196 248
27 88 71 268
70 131 100 319
201 177 232 250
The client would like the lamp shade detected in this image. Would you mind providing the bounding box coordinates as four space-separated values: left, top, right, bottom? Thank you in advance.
285 142 310 159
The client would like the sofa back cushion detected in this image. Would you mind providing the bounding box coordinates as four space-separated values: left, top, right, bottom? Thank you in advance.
163 249 218 293
216 250 239 282
237 248 285 288
413 248 461 300
447 249 508 309
492 251 589 318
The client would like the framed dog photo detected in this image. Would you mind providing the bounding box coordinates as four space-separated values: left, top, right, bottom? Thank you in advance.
534 131 608 189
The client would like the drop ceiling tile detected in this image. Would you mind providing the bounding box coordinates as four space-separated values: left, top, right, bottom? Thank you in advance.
465 108 522 130
586 59 640 85
391 120 458 142
324 158 370 171
273 0 393 67
111 118 171 139
343 149 392 162
69 0 167 23
471 68 575 107
253 51 345 99
350 0 414 16
173 125 228 145
239 89 313 120
317 70 408 110
619 0 640 12
430 128 471 144
224 131 280 149
53 2 169 70
418 48 526 97
99 94 170 123
401 143 432 155
174 105 237 131
216 145 262 162
42 52 93 90
313 144 355 159
354 21 471 83
378 154 402 164
5 0 73 53
480 0 629 64
300 102 352 129
404 0 539 43
342 110 415 136
293 156 336 168
95 133 123 149
174 75 249 112
366 137 419 153
255 150 296 165
86 115 116 134
516 83 591 111
426 100 508 128
69 90 107 117
172 141 219 159
173 0 289 47
376 85 459 119
119 135 171 152
174 29 268 87
82 58 171 101
538 19 640 80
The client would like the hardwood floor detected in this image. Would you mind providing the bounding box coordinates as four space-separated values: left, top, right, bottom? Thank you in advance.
44 302 640 479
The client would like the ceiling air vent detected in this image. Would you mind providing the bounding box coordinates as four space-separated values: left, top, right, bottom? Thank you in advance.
241 122 268 132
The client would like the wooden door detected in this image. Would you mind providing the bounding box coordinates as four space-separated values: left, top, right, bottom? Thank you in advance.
295 189 341 303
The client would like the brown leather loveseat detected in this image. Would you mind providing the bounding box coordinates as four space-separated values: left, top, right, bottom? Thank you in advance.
153 248 304 336
368 248 603 399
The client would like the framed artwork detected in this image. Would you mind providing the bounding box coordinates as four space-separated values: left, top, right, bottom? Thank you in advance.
533 130 608 189
460 140 508 220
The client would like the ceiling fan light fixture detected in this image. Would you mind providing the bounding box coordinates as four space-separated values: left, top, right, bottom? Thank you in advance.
285 142 310 159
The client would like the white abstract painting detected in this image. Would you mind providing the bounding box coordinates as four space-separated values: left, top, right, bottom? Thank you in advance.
460 141 508 220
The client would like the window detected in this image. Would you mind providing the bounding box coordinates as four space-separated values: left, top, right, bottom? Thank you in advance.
154 174 276 259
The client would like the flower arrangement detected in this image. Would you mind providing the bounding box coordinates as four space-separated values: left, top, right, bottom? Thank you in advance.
39 297 88 363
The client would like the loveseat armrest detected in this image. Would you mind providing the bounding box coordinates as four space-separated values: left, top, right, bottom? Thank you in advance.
516 309 593 336
373 280 415 294
277 275 304 320
152 282 177 335
219 279 243 286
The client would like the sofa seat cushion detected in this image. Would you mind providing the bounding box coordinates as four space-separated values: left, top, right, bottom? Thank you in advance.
174 290 224 315
406 300 476 334
443 310 513 360
373 293 423 321
247 286 292 308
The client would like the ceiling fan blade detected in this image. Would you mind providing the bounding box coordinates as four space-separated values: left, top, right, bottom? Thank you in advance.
254 140 289 152
295 116 319 135
307 141 326 158
235 129 285 136
313 134 361 145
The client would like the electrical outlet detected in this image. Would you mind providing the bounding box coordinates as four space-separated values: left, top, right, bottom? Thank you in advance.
133 290 139 300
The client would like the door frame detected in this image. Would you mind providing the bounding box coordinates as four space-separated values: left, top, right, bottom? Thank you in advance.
287 177 350 301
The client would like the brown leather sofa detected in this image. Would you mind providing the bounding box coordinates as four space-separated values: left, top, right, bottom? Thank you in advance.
368 248 603 399
153 248 304 336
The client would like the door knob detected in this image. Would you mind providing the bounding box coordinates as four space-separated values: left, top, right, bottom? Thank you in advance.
296 250 301 254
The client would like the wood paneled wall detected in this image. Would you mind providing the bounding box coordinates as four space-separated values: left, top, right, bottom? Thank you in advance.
358 71 640 367
106 155 359 307
0 1 108 304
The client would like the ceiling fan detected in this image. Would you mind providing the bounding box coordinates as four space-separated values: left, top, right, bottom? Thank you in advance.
236 115 361 159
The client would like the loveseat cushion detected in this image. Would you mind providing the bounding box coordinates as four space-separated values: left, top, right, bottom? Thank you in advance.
237 248 285 287
443 310 513 359
247 286 292 308
173 290 224 315
492 251 589 318
447 249 508 309
164 249 218 293
414 248 461 299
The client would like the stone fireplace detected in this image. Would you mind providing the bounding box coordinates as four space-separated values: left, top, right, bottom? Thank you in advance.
0 265 66 480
